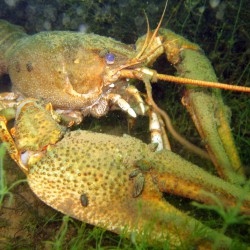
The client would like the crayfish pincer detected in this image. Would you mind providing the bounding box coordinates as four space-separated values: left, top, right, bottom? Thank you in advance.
0 15 250 187
0 99 249 248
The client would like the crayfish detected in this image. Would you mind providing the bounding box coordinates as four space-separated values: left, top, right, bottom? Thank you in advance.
0 1 250 248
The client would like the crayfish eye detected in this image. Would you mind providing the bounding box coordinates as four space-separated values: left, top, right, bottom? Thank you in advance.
105 53 115 65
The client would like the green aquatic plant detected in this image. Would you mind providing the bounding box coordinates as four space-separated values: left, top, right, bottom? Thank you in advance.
181 0 202 34
0 143 26 206
45 215 72 250
227 0 243 50
193 184 250 229
192 183 250 249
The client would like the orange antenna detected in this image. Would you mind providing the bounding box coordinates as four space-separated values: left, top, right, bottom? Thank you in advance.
144 0 168 54
135 11 152 60
135 0 168 61
119 69 250 93
112 0 169 74
156 73 250 93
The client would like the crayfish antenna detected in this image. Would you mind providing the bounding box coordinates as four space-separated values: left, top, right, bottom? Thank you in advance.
136 0 168 61
135 11 152 60
156 73 250 93
111 0 169 75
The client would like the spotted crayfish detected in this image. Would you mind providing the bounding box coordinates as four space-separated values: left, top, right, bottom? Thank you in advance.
0 99 249 248
0 2 250 249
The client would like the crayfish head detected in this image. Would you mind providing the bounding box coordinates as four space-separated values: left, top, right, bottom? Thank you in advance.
103 0 168 86
102 35 164 87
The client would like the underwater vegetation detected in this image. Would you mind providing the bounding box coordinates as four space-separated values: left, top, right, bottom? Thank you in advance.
0 0 249 249
0 143 26 206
